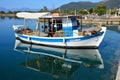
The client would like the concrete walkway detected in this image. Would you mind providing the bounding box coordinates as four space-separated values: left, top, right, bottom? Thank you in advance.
116 61 120 80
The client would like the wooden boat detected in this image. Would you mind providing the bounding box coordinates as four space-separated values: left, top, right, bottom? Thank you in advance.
13 12 106 48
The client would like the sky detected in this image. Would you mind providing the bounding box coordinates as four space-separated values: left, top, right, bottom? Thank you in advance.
0 0 102 9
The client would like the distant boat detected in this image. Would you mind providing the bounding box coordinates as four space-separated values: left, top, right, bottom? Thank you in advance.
14 39 104 70
13 12 106 48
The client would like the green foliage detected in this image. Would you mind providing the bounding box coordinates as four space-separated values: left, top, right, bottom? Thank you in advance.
51 9 62 13
94 5 106 16
89 8 94 14
39 6 49 12
63 10 70 14
78 9 88 15
0 11 5 14
59 4 107 16
58 0 120 11
43 6 48 12
7 11 13 14
111 11 117 15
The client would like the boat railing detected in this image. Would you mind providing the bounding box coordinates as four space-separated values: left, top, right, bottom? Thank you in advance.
55 30 64 37
17 29 102 37
15 25 102 37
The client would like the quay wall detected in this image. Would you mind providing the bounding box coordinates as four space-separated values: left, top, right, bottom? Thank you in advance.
78 18 120 25
0 13 16 17
116 61 120 80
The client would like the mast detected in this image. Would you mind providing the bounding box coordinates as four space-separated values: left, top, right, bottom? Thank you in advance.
43 18 45 32
75 10 77 16
52 17 54 34
80 16 82 31
36 20 40 36
67 16 68 36
24 18 27 29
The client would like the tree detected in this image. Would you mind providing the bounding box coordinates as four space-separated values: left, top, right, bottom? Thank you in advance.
61 9 70 14
111 10 116 15
95 5 106 16
7 11 13 14
89 8 94 14
39 6 49 12
0 11 5 14
78 9 88 15
43 6 48 12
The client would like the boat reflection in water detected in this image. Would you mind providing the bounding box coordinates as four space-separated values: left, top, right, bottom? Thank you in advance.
14 39 104 79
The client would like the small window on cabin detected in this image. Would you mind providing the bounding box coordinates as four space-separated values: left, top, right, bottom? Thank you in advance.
53 19 62 31
56 19 62 31
71 18 78 26
62 18 71 24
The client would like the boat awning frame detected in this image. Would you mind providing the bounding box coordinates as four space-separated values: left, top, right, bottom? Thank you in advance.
16 12 52 19
16 12 79 19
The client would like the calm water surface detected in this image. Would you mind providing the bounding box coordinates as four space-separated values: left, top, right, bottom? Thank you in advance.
0 17 120 80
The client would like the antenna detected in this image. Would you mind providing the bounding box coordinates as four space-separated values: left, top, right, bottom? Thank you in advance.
52 3 55 12
75 10 77 16
59 8 61 13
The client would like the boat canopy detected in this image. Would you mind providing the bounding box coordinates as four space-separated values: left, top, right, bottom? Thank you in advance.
16 12 80 19
16 12 52 19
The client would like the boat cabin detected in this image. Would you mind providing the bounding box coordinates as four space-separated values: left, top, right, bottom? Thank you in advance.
37 15 79 37
15 12 101 37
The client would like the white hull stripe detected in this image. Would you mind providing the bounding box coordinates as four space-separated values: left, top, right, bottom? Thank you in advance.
18 31 104 43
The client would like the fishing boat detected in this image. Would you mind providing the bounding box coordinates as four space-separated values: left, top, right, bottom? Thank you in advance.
13 12 106 48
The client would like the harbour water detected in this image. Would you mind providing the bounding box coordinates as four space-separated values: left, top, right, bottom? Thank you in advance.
0 17 120 80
